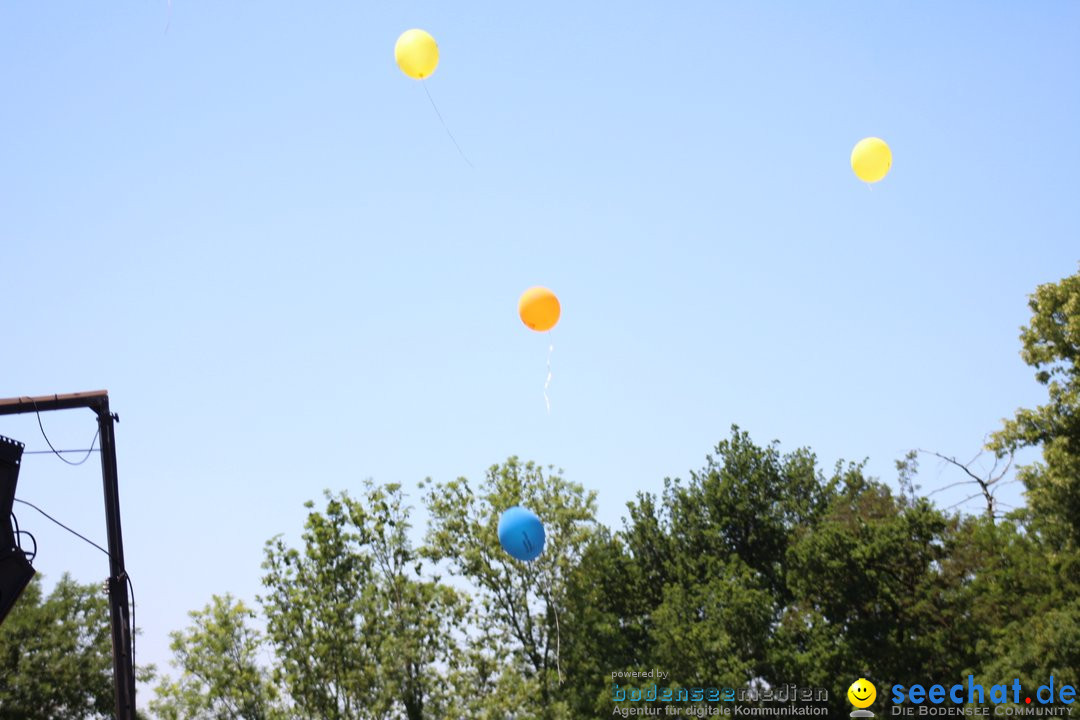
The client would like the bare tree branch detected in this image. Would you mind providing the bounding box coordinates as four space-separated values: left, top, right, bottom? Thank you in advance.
913 447 1017 520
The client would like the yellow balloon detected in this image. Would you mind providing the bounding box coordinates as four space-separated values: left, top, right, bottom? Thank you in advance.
395 29 439 80
519 287 560 332
851 137 892 183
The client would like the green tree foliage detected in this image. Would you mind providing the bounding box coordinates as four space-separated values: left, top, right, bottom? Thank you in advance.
979 267 1080 684
981 598 1080 689
364 482 469 720
559 430 857 716
561 528 648 716
260 490 379 719
259 482 465 720
0 574 116 719
565 428 1013 718
149 594 284 720
990 267 1080 549
775 468 961 714
633 431 834 687
958 516 1073 688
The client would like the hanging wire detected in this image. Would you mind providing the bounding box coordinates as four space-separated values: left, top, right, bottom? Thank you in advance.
15 530 37 562
22 396 100 466
542 579 563 684
126 572 137 679
522 541 563 685
13 498 110 557
10 513 37 561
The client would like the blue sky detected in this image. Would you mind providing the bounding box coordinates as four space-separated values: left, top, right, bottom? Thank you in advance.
2 0 1078 708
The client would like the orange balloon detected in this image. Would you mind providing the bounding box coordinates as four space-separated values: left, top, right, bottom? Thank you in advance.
519 287 560 332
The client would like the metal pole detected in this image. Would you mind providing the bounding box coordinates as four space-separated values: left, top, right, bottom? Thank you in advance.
0 391 136 719
96 397 137 720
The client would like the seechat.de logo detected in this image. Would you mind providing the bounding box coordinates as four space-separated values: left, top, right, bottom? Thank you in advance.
891 676 1077 716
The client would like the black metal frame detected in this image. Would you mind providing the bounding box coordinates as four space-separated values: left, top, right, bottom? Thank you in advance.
0 391 136 720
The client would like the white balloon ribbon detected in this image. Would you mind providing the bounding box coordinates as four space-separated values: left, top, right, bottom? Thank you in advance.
544 342 554 413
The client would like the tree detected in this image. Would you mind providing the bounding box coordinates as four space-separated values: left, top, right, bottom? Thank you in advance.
989 266 1080 549
632 429 833 694
150 594 285 720
980 266 1080 680
260 482 465 720
0 574 120 719
563 429 843 716
603 428 839 714
561 528 651 717
363 481 469 720
260 490 377 719
579 428 994 719
981 598 1080 691
773 469 961 715
953 515 1063 682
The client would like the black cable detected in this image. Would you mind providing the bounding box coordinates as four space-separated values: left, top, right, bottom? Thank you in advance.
10 512 36 561
12 498 110 557
9 511 35 560
24 449 100 456
15 530 37 562
126 573 136 676
12 499 137 670
23 396 100 466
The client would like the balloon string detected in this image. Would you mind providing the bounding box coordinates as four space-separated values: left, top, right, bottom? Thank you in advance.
422 79 474 168
544 342 554 414
542 580 563 685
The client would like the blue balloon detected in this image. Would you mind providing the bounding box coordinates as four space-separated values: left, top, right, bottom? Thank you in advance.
498 506 546 562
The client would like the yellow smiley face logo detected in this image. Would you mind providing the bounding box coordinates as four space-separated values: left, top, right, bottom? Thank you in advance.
848 678 877 708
